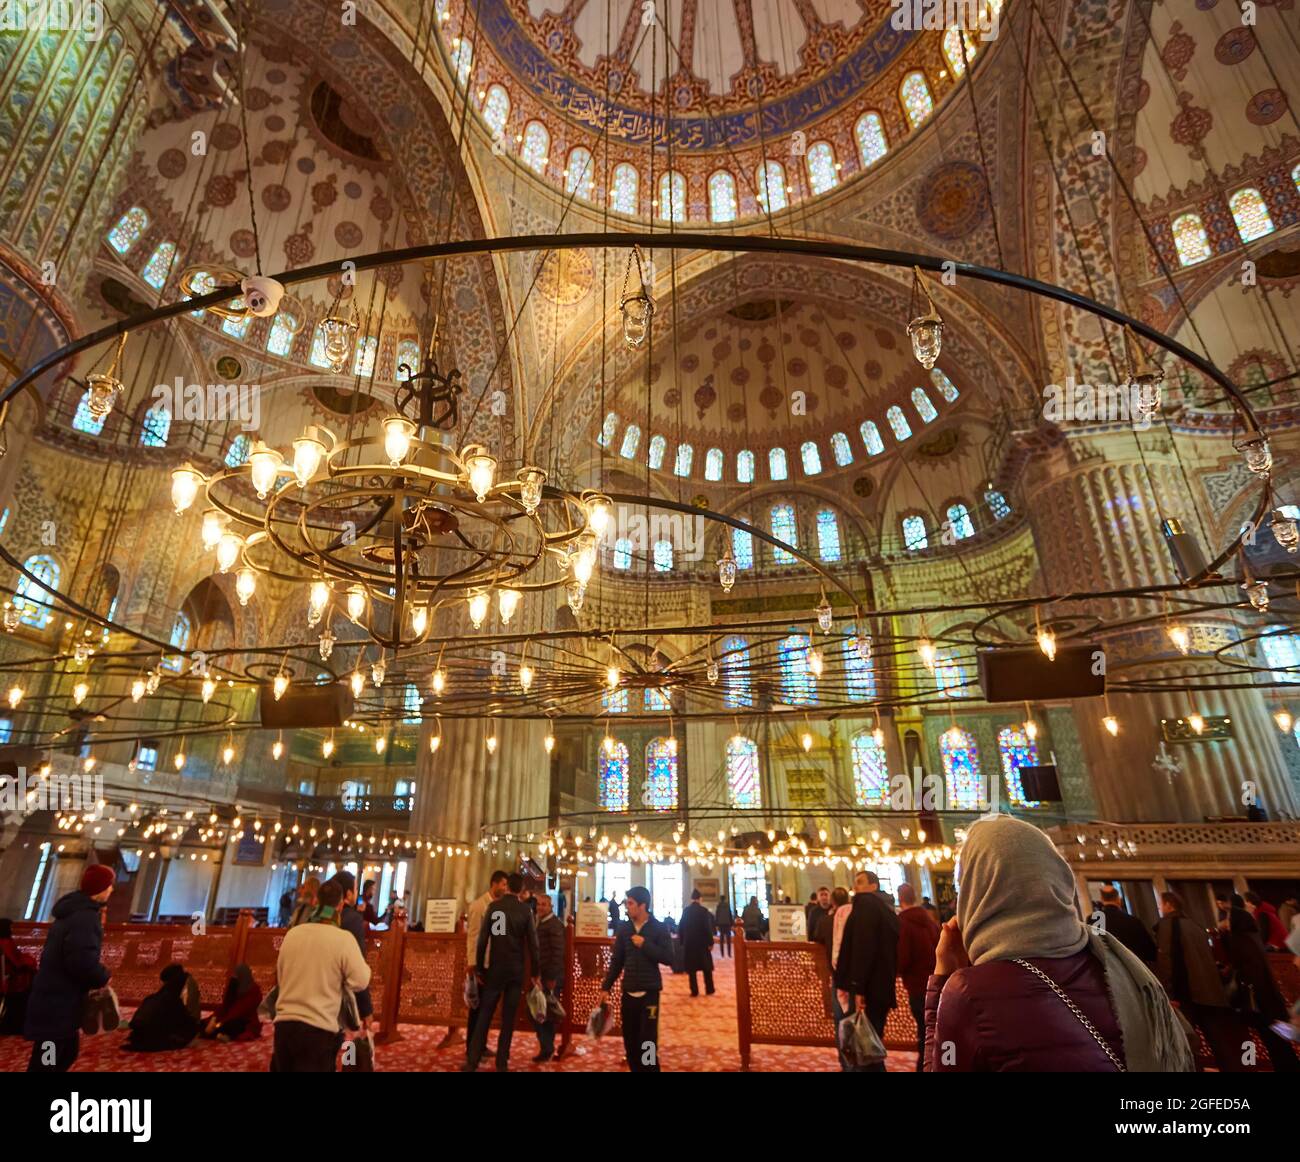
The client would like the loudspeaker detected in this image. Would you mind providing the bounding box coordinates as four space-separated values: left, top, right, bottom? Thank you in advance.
259 684 354 728
977 644 1104 702
1162 518 1210 584
1018 764 1061 801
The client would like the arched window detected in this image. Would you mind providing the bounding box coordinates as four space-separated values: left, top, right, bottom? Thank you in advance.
900 71 934 128
224 434 251 467
403 683 422 723
708 171 738 222
998 725 1039 807
1260 628 1300 683
394 339 421 380
597 411 618 447
936 653 965 697
984 489 1011 520
854 113 888 167
726 735 761 809
806 141 839 194
520 120 549 174
830 432 853 467
860 421 885 455
599 740 630 811
644 688 671 712
1172 212 1211 266
946 503 975 540
851 732 889 806
887 405 912 441
482 83 510 136
800 441 822 475
602 688 628 713
564 147 595 200
756 160 788 213
647 434 666 469
658 171 686 222
611 163 639 214
673 443 693 477
779 633 815 704
653 540 673 571
771 504 797 563
450 36 473 87
613 537 633 569
222 311 253 340
816 509 841 562
353 335 378 378
911 387 938 422
1229 188 1274 242
619 423 641 459
737 449 755 482
309 321 336 367
106 206 148 254
732 525 754 569
141 242 176 289
930 368 959 402
902 514 928 550
185 269 215 317
140 404 171 447
14 555 59 628
941 727 982 809
844 637 876 700
769 447 788 481
644 738 679 811
267 310 300 357
705 447 724 481
72 392 106 435
943 25 978 76
723 636 752 708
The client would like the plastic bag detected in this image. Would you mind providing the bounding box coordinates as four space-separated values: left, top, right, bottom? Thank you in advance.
526 984 548 1023
258 984 278 1021
546 991 566 1023
464 973 479 1010
837 1008 886 1068
341 1029 375 1072
586 1002 615 1039
81 986 122 1035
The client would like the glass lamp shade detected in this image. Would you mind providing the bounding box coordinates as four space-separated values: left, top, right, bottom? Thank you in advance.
131 677 146 703
371 658 386 687
606 665 621 690
429 735 441 754
2 604 18 632
856 634 873 663
248 441 283 498
497 588 521 625
518 466 546 514
807 648 824 678
462 445 498 502
292 427 329 487
572 548 595 586
706 659 719 685
84 371 123 420
201 677 217 703
145 671 161 695
6 686 22 708
815 598 833 633
1187 713 1205 735
318 629 335 659
801 731 813 752
171 463 204 514
467 590 490 629
1024 719 1039 741
1275 710 1293 733
215 530 243 573
383 416 417 467
235 568 256 607
543 734 555 754
273 673 289 701
1037 628 1057 661
519 663 534 692
272 738 284 760
717 551 737 593
1131 373 1163 422
1242 579 1269 611
200 509 226 551
917 639 936 672
586 495 612 538
72 681 89 705
346 585 367 622
485 735 498 755
1270 509 1299 554
1102 714 1120 737
1239 435 1273 477
322 737 335 758
621 291 654 349
566 580 586 615
350 671 365 697
1167 624 1190 655
74 641 90 665
410 605 429 636
320 315 357 372
431 669 446 695
906 313 943 370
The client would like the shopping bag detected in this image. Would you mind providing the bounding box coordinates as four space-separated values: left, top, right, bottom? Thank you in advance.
586 1002 615 1039
81 986 122 1035
546 990 566 1022
341 1029 375 1072
526 984 548 1023
837 1008 886 1068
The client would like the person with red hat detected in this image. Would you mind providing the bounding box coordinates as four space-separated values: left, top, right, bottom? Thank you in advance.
24 862 114 1072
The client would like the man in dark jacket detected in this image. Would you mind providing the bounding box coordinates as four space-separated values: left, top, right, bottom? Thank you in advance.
327 872 374 1029
808 886 836 944
1098 885 1156 962
25 863 114 1071
532 891 565 1062
679 889 716 996
466 873 539 1072
895 883 940 1071
599 885 674 1072
832 869 899 1073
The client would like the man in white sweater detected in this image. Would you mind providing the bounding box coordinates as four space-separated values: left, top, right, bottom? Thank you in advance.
271 879 371 1071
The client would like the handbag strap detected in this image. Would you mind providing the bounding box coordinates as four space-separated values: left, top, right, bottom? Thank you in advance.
1012 957 1126 1072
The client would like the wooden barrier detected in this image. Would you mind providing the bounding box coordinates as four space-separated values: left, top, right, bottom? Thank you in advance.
558 924 621 1056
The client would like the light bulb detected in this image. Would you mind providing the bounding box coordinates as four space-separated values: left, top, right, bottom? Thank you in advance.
72 681 89 705
807 648 824 678
918 638 936 672
431 669 445 695
346 585 366 622
292 427 328 488
131 677 145 703
174 750 186 771
815 598 833 633
350 670 365 697
462 444 497 502
1167 624 1190 655
200 509 225 551
543 733 555 754
323 737 335 758
201 677 216 703
248 441 283 498
272 738 284 760
73 640 90 665
873 727 885 746
485 735 497 755
945 725 963 747
222 745 235 765
1274 710 1293 733
429 734 442 754
1037 627 1057 662
1187 712 1205 735
273 672 289 700
410 605 429 636
235 568 256 607
1024 719 1038 741
170 463 203 514
371 658 386 687
606 665 621 690
572 549 595 586
603 734 616 755
383 415 416 467
375 736 386 754
1102 714 1119 737
801 731 813 752
497 588 521 625
467 589 490 629
216 530 242 574
587 496 611 538
517 466 546 514
519 663 534 692
308 579 331 625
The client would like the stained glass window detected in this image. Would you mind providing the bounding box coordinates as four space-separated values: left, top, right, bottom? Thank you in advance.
353 335 377 378
726 735 761 809
645 687 671 711
931 368 959 402
887 405 912 440
565 147 595 200
482 83 510 136
653 540 673 571
106 206 148 254
723 636 752 708
733 526 754 569
851 733 889 806
756 160 788 213
830 432 853 467
14 554 59 628
186 269 215 317
705 447 724 481
854 113 888 167
911 387 938 422
1172 212 1211 266
267 311 300 357
224 434 251 467
902 514 928 550
943 25 978 76
644 738 679 811
947 503 975 540
806 141 839 194
140 405 171 447
1229 187 1274 242
599 740 630 811
619 423 641 459
450 36 473 87
800 441 822 475
737 449 755 482
658 171 686 222
602 688 629 713
142 242 176 289
521 120 549 174
598 411 618 447
860 421 885 455
779 633 816 704
901 71 934 128
611 163 639 214
816 509 841 562
985 489 1011 520
403 683 422 722
708 171 738 222
72 393 105 435
613 537 633 570
648 434 666 469
941 727 982 809
308 322 335 367
771 504 797 563
673 443 693 477
769 447 788 481
1260 628 1300 683
222 310 252 340
998 725 1039 807
936 654 965 697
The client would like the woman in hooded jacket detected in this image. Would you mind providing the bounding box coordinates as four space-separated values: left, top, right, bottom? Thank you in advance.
924 815 1193 1072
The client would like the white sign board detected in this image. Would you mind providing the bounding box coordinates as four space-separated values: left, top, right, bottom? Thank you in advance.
769 904 808 943
577 900 611 937
424 898 460 933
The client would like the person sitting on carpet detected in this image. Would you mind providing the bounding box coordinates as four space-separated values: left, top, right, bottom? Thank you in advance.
202 964 262 1042
124 964 201 1052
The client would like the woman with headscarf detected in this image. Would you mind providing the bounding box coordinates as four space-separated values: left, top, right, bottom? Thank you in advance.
1216 894 1298 1071
924 815 1193 1072
202 964 263 1042
287 877 320 928
124 964 201 1052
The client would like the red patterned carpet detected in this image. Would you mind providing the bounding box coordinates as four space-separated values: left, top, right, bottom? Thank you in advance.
0 956 919 1073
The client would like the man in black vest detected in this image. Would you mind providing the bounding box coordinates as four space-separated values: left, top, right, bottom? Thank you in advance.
599 885 674 1071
